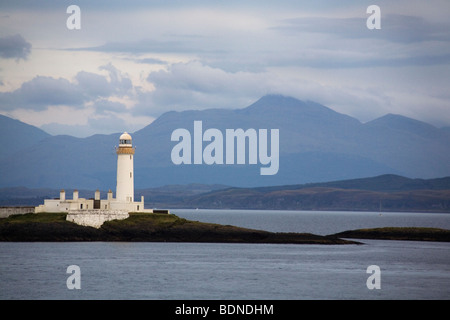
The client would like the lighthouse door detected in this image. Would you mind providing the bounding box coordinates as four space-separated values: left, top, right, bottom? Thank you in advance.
94 200 100 209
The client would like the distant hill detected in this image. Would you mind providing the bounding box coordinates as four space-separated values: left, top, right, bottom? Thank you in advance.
2 174 449 212
180 174 450 212
1 95 450 189
185 188 450 212
254 174 450 193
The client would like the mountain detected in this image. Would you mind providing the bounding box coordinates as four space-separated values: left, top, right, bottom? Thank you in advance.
0 95 450 189
0 133 118 189
0 114 51 157
131 95 450 187
130 95 395 187
440 126 450 139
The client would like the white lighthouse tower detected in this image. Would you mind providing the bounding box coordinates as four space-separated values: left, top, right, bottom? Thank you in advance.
35 130 165 228
116 132 135 203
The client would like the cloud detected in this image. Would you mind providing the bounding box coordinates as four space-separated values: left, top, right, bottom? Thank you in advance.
78 39 198 54
134 61 270 116
267 14 450 69
75 71 113 98
274 14 450 43
133 60 389 122
0 64 133 112
59 5 450 74
132 59 450 129
98 63 133 94
1 0 450 131
0 62 146 137
0 34 31 60
133 57 168 65
0 76 84 111
73 12 450 73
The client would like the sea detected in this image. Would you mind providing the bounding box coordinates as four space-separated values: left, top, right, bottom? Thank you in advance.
0 209 449 300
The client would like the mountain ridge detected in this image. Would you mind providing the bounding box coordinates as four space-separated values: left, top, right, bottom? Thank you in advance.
1 95 449 189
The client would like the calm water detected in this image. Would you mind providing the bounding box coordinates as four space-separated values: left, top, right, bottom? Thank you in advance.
0 210 449 300
173 209 450 235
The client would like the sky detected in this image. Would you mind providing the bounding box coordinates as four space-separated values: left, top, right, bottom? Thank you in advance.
0 0 449 137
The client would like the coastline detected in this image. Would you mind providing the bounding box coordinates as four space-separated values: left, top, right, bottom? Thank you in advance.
0 212 358 244
332 227 450 242
1 212 449 243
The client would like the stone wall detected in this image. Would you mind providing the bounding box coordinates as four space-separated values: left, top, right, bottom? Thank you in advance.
66 210 129 228
0 206 35 218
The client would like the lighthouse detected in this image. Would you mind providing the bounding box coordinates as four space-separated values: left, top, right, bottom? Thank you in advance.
35 130 167 228
116 132 135 202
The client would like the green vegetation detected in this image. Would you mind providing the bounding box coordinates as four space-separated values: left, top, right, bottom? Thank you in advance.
111 212 188 228
2 212 67 223
0 212 357 244
100 213 355 244
0 212 99 241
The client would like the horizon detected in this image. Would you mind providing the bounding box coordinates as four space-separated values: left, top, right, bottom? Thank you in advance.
1 172 449 192
1 1 450 137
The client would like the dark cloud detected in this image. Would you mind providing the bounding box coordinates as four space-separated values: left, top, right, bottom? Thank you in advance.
0 65 133 112
75 71 113 98
133 57 168 65
73 39 199 54
0 34 31 60
0 76 84 111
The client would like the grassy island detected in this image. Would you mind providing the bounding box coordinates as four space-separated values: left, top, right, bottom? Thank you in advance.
0 212 358 244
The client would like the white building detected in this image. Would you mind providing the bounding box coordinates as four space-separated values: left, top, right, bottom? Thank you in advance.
34 188 145 213
35 132 162 227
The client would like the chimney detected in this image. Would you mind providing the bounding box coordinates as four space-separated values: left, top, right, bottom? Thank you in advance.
95 189 100 200
60 189 65 201
73 190 79 201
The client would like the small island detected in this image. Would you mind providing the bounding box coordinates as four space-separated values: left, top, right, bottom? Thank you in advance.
332 227 450 242
0 212 359 244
